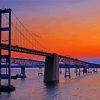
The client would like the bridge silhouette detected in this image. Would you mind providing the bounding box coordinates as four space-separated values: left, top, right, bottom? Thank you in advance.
0 8 99 92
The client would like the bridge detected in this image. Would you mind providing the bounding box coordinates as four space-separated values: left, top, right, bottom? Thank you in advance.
0 8 99 92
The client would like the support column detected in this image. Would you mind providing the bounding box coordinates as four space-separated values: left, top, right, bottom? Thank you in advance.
21 66 26 78
65 65 71 79
90 68 93 73
59 68 62 74
83 68 87 75
76 68 80 76
44 54 59 84
95 68 98 73
87 68 89 73
93 68 97 73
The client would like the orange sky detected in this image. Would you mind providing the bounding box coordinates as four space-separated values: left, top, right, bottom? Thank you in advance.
25 6 100 58
1 0 100 62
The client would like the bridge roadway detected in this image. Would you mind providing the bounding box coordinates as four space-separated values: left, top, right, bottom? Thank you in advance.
1 43 96 66
1 57 100 68
2 57 45 68
1 43 52 56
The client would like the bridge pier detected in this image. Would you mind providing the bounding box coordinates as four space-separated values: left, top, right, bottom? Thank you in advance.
83 68 87 75
83 65 88 75
38 67 43 76
87 67 92 74
21 66 26 78
93 68 97 73
65 65 71 79
90 68 93 73
75 68 80 76
89 68 93 73
95 68 98 73
87 68 90 73
16 66 26 79
44 54 59 84
59 68 62 74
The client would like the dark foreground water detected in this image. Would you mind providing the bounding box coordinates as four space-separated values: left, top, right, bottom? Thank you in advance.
0 68 100 100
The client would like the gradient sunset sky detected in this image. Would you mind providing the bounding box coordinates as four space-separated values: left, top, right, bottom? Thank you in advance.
1 0 100 63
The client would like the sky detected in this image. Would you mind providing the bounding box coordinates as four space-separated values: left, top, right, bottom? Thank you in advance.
1 0 100 63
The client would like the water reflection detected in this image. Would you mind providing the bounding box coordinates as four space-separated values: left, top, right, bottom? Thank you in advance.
44 84 60 100
0 69 100 100
0 93 11 100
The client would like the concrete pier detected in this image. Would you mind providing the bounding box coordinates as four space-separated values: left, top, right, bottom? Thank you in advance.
87 68 90 73
83 67 88 75
38 68 43 76
93 68 97 73
76 68 80 76
95 68 98 73
21 66 26 76
20 66 26 79
65 65 71 79
44 54 59 84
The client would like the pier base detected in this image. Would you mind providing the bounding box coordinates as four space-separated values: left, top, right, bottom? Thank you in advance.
0 85 16 92
44 54 59 85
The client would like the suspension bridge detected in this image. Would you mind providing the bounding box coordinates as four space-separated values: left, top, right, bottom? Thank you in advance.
0 8 99 92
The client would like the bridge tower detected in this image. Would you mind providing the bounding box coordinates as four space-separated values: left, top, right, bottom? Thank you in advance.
0 8 15 92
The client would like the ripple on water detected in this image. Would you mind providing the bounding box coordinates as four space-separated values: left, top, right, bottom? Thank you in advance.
0 69 100 100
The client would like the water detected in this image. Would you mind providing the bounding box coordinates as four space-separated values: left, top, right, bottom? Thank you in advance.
0 68 100 100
